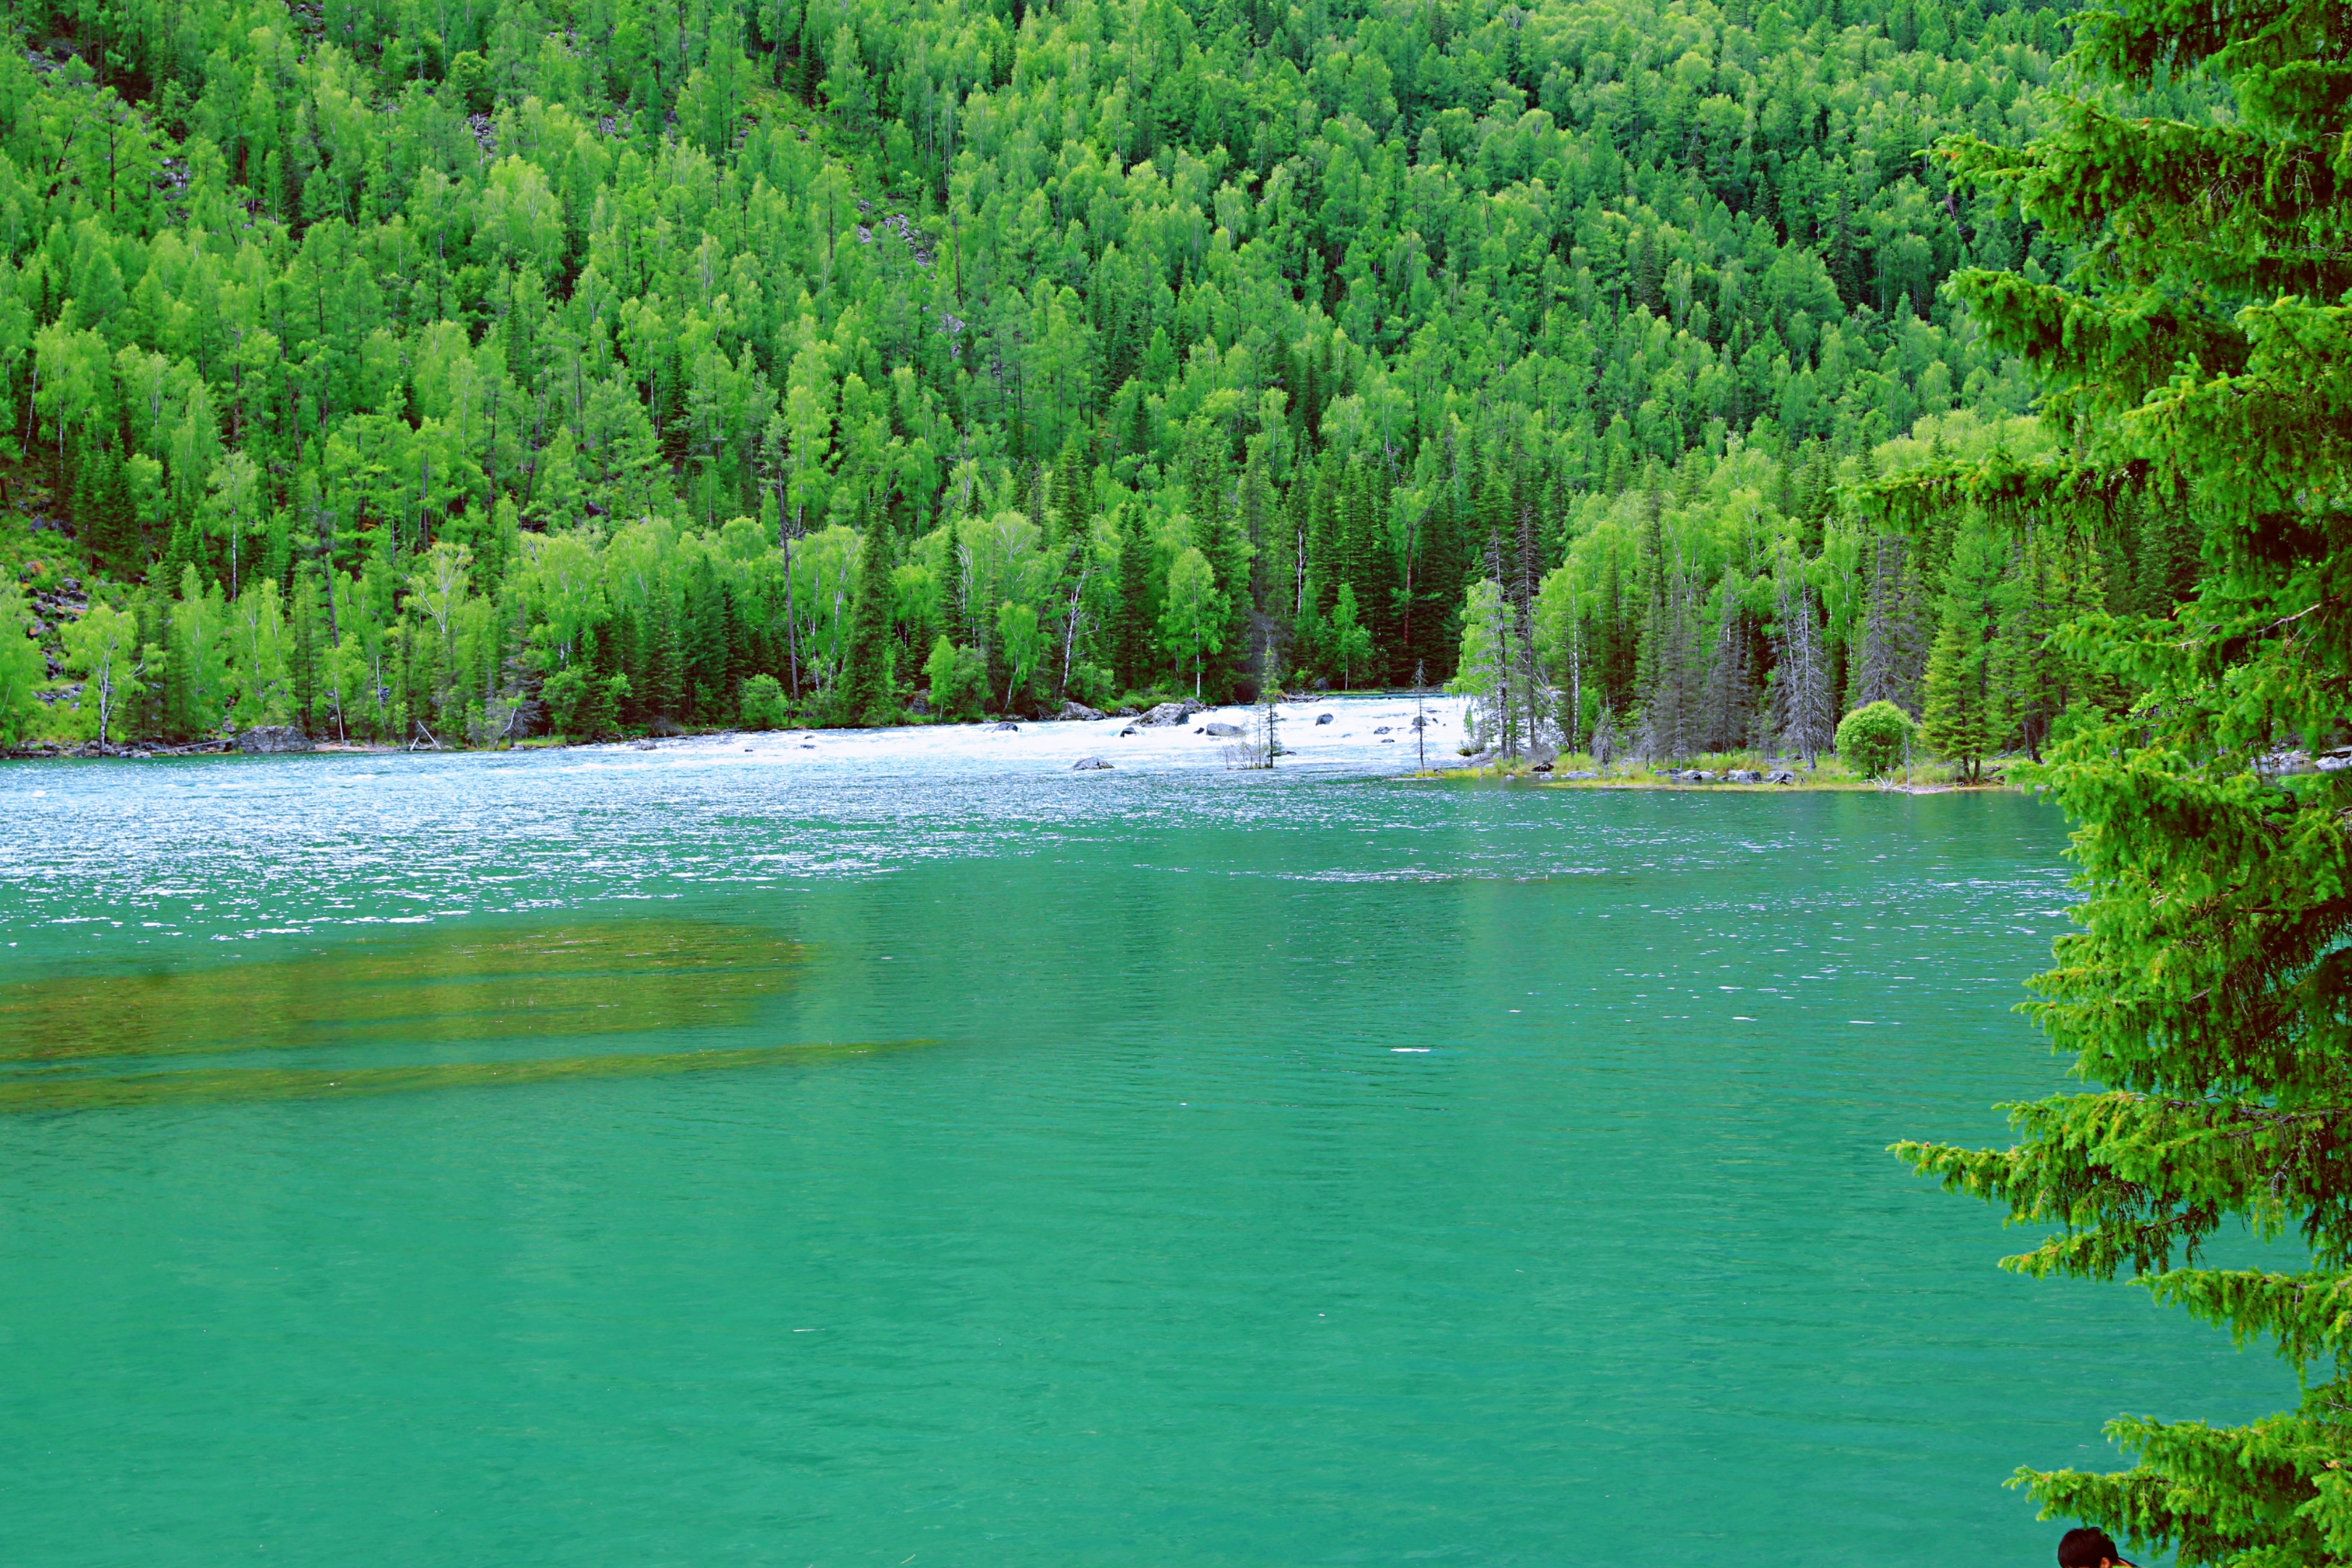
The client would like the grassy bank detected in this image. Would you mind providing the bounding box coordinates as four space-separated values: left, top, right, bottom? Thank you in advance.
1430 752 2015 791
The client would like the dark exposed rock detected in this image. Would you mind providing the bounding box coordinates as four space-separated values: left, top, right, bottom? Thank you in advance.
1315 712 1334 725
1138 700 1200 726
236 725 314 754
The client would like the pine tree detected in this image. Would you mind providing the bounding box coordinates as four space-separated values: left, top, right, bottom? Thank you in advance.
75 441 137 576
1919 517 2004 782
1447 574 1525 761
288 565 324 736
833 530 895 726
646 584 684 720
1304 461 1342 618
1111 506 1158 693
1993 526 2065 760
1342 459 1402 683
684 555 726 719
1187 453 1252 698
1773 560 1834 766
1409 476 1469 683
1853 534 1927 716
1696 588 1753 755
1638 551 1702 765
1891 1 2352 1559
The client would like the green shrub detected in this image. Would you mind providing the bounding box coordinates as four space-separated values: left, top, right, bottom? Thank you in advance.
923 637 987 722
543 667 628 739
446 50 494 113
541 666 587 737
739 674 788 730
1835 700 1916 778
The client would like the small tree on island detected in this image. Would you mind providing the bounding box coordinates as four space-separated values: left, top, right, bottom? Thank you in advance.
1259 638 1281 765
1834 701 1914 780
1228 636 1283 769
1413 660 1428 775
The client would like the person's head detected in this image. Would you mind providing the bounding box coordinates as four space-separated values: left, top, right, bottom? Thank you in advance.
2057 1527 2134 1567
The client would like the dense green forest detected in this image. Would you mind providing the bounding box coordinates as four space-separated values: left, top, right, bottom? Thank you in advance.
0 0 2183 753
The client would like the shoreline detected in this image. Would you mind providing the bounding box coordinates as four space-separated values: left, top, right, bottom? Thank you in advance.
7 699 2021 794
1426 763 2015 793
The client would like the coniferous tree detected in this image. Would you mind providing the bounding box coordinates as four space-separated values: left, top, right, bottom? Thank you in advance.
1853 535 1927 716
1449 569 1545 763
833 531 895 726
646 586 685 721
1696 589 1754 755
1111 507 1158 694
287 565 324 736
0 0 2126 748
1892 0 2352 1558
1773 562 1834 766
1920 518 2006 781
1638 557 1702 765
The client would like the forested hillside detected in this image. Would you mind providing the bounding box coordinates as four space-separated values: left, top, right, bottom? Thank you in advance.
0 0 2170 750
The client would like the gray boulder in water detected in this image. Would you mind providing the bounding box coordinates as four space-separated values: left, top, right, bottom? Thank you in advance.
1057 701 1106 722
1138 700 1199 726
1202 722 1245 737
1315 712 1334 725
236 725 314 754
1071 756 1114 770
989 721 1020 732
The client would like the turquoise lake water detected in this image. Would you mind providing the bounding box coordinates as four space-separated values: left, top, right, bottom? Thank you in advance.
0 731 2289 1564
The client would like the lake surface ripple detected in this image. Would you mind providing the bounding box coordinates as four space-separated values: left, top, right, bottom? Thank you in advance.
0 728 2284 1565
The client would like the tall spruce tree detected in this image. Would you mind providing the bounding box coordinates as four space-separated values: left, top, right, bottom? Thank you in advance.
1919 515 2006 783
1111 506 1157 694
833 530 896 726
1890 1 2352 1561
